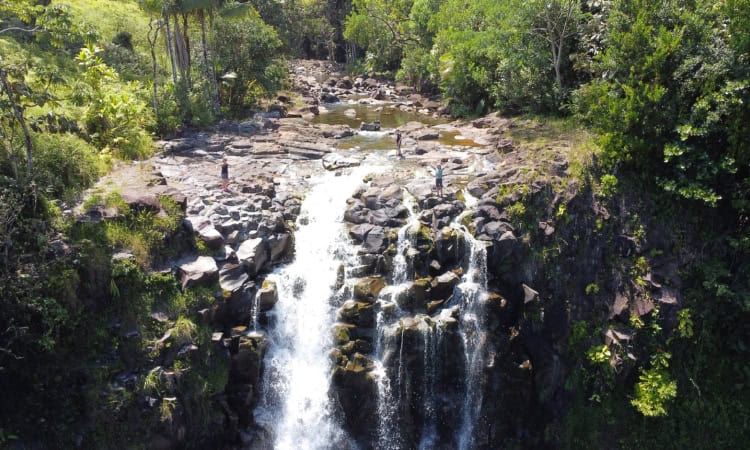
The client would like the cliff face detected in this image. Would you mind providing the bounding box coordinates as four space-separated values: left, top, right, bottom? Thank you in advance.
324 120 686 448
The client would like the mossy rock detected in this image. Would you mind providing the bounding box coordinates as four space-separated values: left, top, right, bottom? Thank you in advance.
353 276 386 301
332 322 357 345
426 300 444 315
344 352 375 373
338 300 375 327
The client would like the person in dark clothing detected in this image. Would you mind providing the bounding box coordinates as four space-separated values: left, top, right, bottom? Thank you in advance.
220 158 229 192
396 130 403 159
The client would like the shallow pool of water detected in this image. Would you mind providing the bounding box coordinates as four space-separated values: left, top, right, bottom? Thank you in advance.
312 101 484 151
312 102 446 129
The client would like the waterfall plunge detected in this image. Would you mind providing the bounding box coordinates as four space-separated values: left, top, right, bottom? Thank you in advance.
256 164 383 450
453 193 490 450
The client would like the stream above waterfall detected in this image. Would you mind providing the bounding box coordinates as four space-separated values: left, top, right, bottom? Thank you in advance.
310 101 483 151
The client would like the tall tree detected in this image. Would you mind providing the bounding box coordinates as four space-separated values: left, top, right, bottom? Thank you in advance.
0 65 33 179
530 0 583 90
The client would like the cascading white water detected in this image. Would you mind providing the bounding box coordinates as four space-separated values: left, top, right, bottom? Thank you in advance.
373 190 419 449
255 164 384 450
391 193 419 286
453 192 490 450
418 323 440 450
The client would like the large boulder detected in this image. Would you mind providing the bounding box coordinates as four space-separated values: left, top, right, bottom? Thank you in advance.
219 263 249 294
337 300 375 327
267 233 292 264
257 280 279 312
360 121 381 132
434 227 465 267
337 77 354 89
353 276 386 301
236 238 269 277
431 271 460 300
178 256 218 289
320 92 340 103
361 226 387 254
227 332 268 427
330 352 379 445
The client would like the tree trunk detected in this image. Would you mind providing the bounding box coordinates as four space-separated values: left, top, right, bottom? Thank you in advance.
147 20 161 117
163 10 178 86
0 68 33 180
199 10 220 115
173 13 189 86
182 13 191 76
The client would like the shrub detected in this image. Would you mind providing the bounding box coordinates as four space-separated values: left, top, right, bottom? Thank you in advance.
599 174 619 197
112 31 133 51
631 351 677 417
32 132 106 200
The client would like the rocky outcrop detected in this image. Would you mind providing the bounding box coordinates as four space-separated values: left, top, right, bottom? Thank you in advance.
178 256 218 289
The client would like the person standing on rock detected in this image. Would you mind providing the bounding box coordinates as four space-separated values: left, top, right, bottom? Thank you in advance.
220 158 229 192
396 130 404 159
434 164 444 197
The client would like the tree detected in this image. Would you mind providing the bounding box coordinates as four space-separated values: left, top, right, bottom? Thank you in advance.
0 64 33 179
345 0 420 69
529 0 583 90
573 0 750 208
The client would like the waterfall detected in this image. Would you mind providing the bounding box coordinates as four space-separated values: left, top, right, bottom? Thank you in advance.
391 192 419 286
373 191 418 449
418 322 440 450
373 311 400 450
255 164 383 450
453 192 490 450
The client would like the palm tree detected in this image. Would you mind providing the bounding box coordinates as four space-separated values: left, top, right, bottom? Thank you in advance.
180 0 220 115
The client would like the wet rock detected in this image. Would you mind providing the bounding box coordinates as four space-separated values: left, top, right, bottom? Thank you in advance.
257 280 278 312
401 278 430 311
227 332 268 427
331 352 378 444
333 322 357 345
337 77 353 89
178 256 218 289
435 227 465 267
353 276 386 301
323 153 361 170
345 202 370 224
368 208 403 227
359 121 381 132
267 233 292 264
338 300 375 327
431 271 460 301
361 226 387 254
321 125 355 139
321 92 340 103
413 129 440 140
349 223 375 242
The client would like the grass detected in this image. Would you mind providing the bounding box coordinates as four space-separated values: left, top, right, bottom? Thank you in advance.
508 115 600 181
64 0 162 60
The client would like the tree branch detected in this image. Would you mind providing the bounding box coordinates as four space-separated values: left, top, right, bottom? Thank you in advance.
0 25 43 34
